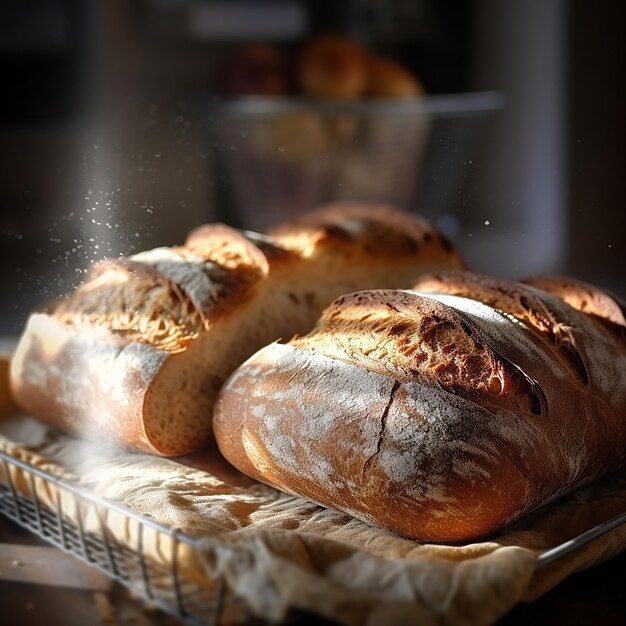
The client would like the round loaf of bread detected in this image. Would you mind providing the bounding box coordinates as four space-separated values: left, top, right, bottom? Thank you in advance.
367 57 424 98
213 271 626 541
297 35 369 100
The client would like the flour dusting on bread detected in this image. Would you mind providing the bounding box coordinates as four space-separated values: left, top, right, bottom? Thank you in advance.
12 203 462 455
214 272 626 541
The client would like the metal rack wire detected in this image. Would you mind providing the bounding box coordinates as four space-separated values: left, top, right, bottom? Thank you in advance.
2 445 625 625
0 448 247 626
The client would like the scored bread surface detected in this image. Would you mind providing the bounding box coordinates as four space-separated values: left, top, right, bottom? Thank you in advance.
10 204 462 456
213 271 626 541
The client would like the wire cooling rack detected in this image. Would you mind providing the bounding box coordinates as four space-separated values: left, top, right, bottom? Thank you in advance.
0 449 249 626
1 445 625 625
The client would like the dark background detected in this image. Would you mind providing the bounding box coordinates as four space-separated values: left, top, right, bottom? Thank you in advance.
0 0 624 333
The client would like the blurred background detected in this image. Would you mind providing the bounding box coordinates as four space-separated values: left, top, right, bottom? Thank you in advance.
0 0 624 333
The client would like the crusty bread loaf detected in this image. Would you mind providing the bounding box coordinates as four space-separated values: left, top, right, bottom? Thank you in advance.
297 35 369 100
0 355 20 421
520 274 626 327
213 270 626 541
10 203 462 456
367 56 424 98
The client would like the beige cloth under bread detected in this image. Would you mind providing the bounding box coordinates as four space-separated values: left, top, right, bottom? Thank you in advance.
0 413 625 626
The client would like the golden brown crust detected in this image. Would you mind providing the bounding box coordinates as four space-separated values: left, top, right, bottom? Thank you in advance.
11 204 462 456
293 290 543 417
413 270 561 334
297 35 369 100
521 274 626 326
367 57 424 98
413 270 626 381
185 223 271 283
52 231 268 354
52 260 204 353
214 272 626 542
268 201 462 265
0 355 20 421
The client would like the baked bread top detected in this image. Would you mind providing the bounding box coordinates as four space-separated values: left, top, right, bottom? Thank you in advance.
50 205 462 356
268 202 458 262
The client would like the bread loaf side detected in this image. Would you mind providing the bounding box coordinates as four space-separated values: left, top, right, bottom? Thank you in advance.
213 272 626 541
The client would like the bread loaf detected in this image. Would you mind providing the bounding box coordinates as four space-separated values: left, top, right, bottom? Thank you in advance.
367 57 424 98
297 35 369 100
213 270 626 541
0 355 20 421
9 203 461 456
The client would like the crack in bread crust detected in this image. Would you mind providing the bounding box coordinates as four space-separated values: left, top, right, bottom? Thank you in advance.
362 380 400 477
293 290 543 417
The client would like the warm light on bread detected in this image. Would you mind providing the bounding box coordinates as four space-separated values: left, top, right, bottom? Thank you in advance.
10 204 462 456
213 271 626 541
368 56 424 98
298 35 369 100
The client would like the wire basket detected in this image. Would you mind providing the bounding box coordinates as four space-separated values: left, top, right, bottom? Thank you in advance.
1 442 625 625
206 92 503 231
0 449 248 626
